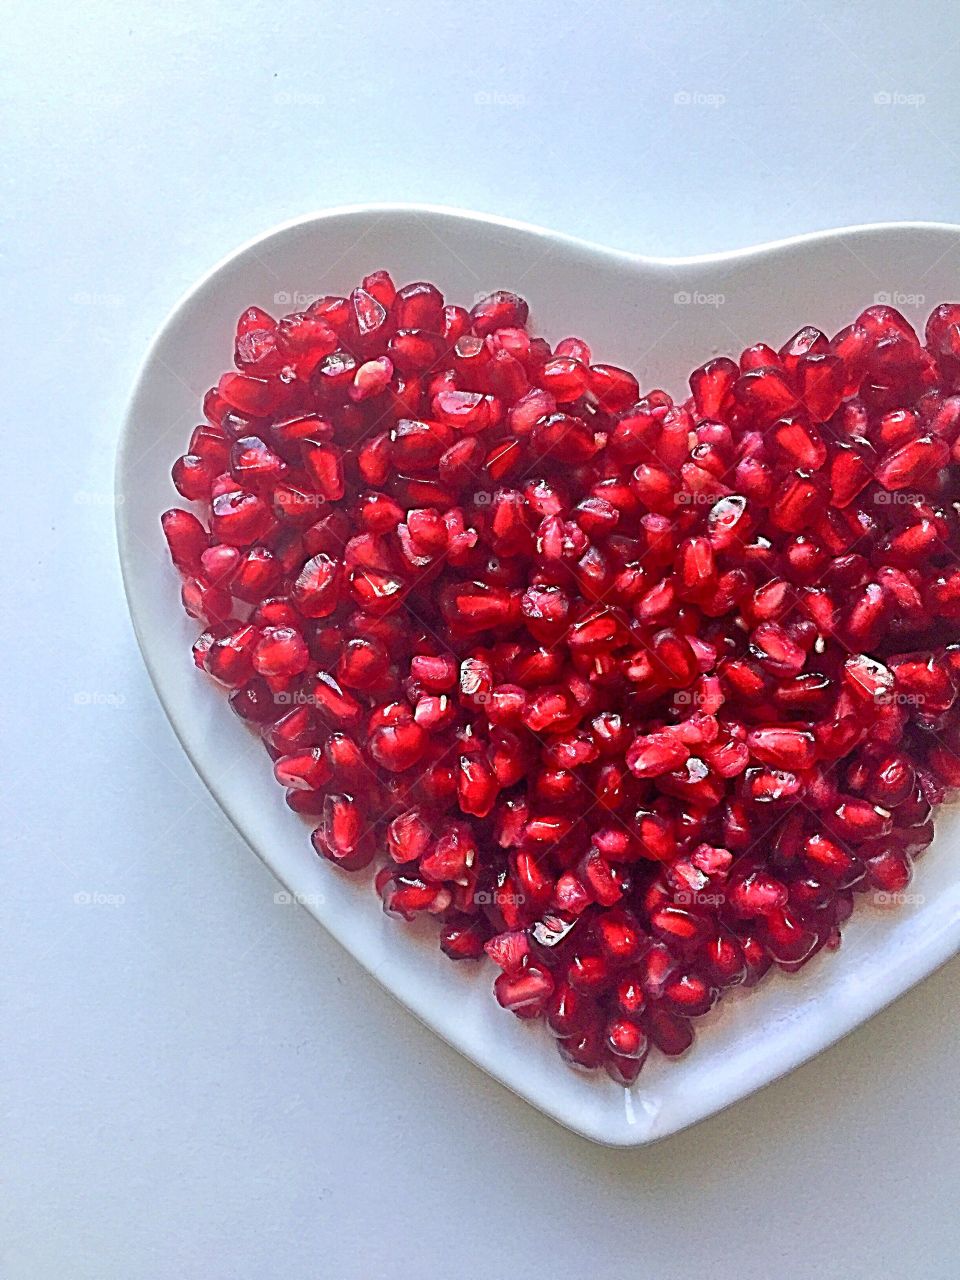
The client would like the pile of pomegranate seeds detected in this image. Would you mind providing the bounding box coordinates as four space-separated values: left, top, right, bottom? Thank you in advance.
162 273 960 1085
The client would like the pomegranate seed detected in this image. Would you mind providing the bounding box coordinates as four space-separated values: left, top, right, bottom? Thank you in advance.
292 554 341 617
494 961 554 1015
626 732 689 778
470 291 529 337
876 435 948 490
163 279 960 1081
210 489 274 546
313 794 374 870
746 727 816 770
162 508 208 574
253 626 309 677
588 364 640 412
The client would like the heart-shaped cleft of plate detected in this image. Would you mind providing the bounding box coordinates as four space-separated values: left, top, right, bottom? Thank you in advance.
117 205 960 1145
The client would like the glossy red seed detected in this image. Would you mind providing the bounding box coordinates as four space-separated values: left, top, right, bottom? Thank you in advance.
733 366 798 425
292 554 341 617
644 1007 694 1057
876 434 948 490
588 364 640 412
253 626 310 677
626 732 689 778
166 280 960 1082
162 508 208 574
746 727 816 770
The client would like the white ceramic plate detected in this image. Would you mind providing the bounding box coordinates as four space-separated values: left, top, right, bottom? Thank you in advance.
117 205 960 1146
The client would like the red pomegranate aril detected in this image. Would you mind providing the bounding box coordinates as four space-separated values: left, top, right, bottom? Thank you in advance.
370 720 427 772
864 847 912 895
567 951 612 996
380 872 450 918
762 905 818 965
265 705 320 756
181 577 233 626
605 1015 648 1062
644 1007 694 1057
229 435 287 491
494 961 554 1015
218 371 280 417
690 357 737 419
829 440 876 507
470 290 529 337
734 366 799 425
360 271 395 309
302 442 345 500
747 727 816 770
172 453 217 501
626 732 689 779
348 286 392 356
558 1027 604 1070
162 508 208 574
440 916 488 961
728 872 789 918
594 910 645 966
546 981 599 1039
795 352 845 421
876 434 949 490
200 543 241 586
774 416 827 470
486 929 532 975
588 364 640 412
292 554 341 618
313 793 372 865
204 625 257 687
750 622 806 677
210 489 274 547
661 972 717 1018
253 626 310 678
538 356 590 402
393 281 443 331
803 833 863 886
165 278 960 1082
457 755 498 817
552 872 592 917
441 580 518 633
830 797 893 841
274 748 332 791
700 933 747 988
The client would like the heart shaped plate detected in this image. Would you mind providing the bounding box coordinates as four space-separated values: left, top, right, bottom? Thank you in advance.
117 205 960 1145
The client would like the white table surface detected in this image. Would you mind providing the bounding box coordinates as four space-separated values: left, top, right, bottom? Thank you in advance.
4 3 959 1276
